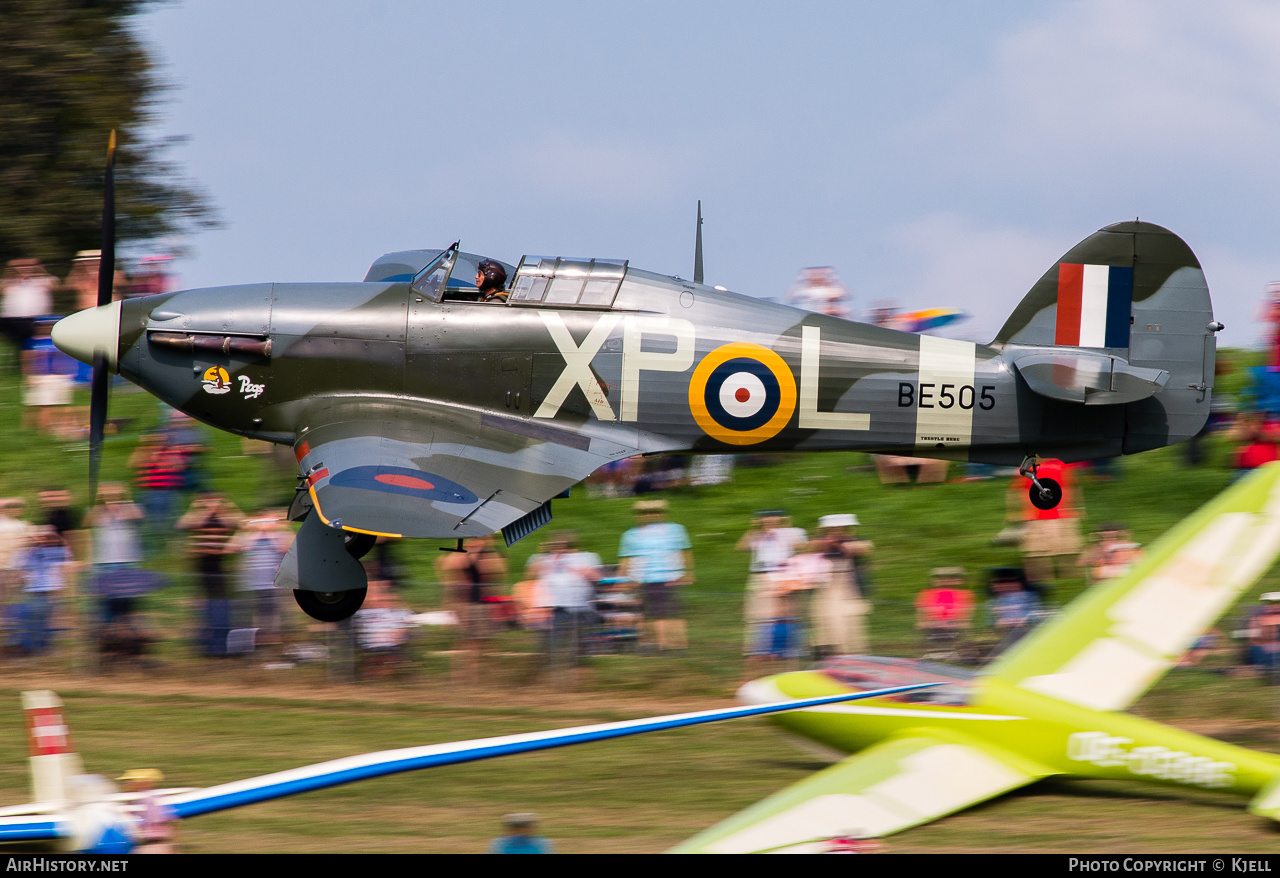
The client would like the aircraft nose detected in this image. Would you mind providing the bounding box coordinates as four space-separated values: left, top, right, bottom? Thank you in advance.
52 301 122 371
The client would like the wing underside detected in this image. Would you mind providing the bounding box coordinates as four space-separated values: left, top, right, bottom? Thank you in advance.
674 729 1056 853
294 399 634 539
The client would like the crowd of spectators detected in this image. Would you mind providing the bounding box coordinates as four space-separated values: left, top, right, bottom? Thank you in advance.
1 254 175 444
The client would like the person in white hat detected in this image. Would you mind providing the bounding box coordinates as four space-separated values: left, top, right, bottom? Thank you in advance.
809 513 874 656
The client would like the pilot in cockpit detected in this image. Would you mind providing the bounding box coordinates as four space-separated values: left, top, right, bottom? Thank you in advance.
475 259 508 302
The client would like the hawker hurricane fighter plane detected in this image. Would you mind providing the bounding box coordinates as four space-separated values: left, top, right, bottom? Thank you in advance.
52 188 1220 621
676 463 1280 853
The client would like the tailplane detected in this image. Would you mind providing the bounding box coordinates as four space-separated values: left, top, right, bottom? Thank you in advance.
994 221 1218 452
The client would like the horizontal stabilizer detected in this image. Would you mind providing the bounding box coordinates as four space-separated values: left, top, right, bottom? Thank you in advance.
1012 350 1168 405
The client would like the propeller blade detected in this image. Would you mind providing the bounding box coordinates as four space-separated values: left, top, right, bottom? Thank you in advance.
88 352 108 502
98 131 115 308
90 130 116 501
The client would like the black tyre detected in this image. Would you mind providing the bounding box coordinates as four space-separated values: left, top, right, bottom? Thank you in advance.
294 587 367 622
344 532 376 559
1028 477 1063 511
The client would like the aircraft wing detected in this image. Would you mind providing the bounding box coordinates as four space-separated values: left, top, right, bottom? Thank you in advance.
0 815 67 844
158 684 936 820
294 398 636 540
673 728 1057 852
986 462 1280 712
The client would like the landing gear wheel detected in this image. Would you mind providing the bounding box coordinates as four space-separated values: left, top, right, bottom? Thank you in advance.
344 532 376 560
294 587 367 622
1028 477 1063 511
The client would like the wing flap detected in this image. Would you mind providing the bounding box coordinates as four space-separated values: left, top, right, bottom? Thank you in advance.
673 729 1056 853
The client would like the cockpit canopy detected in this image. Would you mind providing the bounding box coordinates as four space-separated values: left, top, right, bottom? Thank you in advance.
818 655 976 706
365 247 628 309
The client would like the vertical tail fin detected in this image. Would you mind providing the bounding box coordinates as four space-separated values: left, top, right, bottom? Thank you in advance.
22 691 84 805
994 221 1217 452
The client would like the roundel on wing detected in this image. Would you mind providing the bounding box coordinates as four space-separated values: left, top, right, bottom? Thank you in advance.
327 466 478 504
688 343 797 445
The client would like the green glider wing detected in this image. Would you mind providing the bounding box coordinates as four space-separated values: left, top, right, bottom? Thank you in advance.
987 462 1280 711
672 728 1056 853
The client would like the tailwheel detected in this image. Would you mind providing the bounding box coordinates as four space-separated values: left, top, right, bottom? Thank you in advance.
1028 477 1062 511
294 587 367 622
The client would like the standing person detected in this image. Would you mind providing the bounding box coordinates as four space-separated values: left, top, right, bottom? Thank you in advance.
131 432 185 556
117 769 177 853
618 499 693 651
528 532 601 672
808 514 874 657
737 510 807 663
11 527 73 654
985 567 1042 651
227 509 293 651
1010 459 1084 585
0 258 55 353
64 250 102 313
20 317 78 437
0 498 34 605
36 488 78 540
436 535 507 684
785 266 853 319
175 493 242 657
915 567 975 648
84 483 144 609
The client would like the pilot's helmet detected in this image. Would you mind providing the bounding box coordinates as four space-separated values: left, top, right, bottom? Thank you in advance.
476 259 507 292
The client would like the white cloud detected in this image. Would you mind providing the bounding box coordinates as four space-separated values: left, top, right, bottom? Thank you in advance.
918 0 1280 176
885 212 1067 342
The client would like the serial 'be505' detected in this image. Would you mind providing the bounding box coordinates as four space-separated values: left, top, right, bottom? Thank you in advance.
52 221 1219 621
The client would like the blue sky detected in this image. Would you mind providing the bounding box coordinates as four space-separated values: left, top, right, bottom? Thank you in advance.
138 0 1280 345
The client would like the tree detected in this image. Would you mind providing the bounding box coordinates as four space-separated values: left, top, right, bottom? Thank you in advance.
0 0 217 274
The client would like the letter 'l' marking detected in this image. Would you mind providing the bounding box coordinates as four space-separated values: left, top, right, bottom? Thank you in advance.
800 326 870 430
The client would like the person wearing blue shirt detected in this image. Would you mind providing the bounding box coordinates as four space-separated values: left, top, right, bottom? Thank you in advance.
489 813 553 854
618 498 693 651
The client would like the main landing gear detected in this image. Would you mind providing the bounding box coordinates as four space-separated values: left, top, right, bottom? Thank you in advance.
294 587 367 622
290 529 376 622
1020 456 1062 511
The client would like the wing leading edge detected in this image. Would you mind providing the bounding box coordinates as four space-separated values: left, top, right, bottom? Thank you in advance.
160 684 938 819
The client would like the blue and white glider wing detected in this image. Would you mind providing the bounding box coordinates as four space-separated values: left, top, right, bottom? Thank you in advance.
161 684 937 819
0 815 67 843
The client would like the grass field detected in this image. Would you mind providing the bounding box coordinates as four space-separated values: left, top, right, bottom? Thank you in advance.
0 346 1277 851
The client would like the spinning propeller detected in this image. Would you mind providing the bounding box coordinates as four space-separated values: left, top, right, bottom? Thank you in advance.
88 131 116 501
